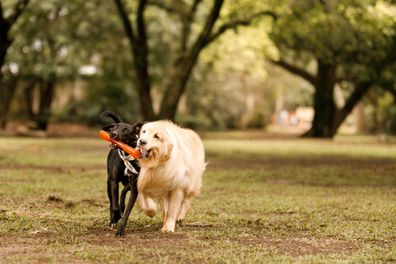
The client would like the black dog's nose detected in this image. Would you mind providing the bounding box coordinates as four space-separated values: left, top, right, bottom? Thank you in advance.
139 139 147 146
110 131 118 138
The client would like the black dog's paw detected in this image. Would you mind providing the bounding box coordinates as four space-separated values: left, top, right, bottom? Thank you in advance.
115 224 126 237
110 210 122 225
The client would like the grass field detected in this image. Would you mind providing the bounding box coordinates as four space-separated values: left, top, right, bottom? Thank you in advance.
0 133 395 263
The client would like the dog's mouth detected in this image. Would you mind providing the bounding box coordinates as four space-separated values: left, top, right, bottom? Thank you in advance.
139 148 151 159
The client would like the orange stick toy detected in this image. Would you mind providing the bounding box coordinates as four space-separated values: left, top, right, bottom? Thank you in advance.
98 130 141 159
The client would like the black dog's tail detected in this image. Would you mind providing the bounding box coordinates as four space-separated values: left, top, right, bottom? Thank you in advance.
100 111 123 123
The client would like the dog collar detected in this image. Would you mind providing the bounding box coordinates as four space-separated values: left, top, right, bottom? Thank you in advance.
117 149 139 175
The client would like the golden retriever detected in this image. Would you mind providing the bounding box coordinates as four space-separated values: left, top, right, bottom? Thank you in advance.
136 120 205 232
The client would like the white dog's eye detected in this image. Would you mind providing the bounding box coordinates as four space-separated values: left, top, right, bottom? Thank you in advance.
142 130 146 133
154 133 160 140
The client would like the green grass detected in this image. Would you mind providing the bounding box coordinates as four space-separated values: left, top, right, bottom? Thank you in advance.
0 134 395 263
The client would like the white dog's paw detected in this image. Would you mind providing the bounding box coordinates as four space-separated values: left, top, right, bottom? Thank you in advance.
177 212 185 222
161 222 175 233
161 227 174 233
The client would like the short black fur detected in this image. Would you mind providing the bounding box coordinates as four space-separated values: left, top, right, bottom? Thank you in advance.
100 111 142 236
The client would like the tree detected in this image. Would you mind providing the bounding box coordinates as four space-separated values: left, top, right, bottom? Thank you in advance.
6 0 120 130
269 0 396 137
6 1 80 130
0 0 29 73
0 0 30 128
113 0 276 120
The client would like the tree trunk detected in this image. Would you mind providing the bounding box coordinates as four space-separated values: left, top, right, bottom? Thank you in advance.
0 41 11 80
132 39 157 120
0 23 13 116
304 60 336 138
158 58 196 119
23 79 37 120
36 78 56 131
134 62 156 121
0 75 18 128
0 0 31 80
0 27 11 76
331 81 371 135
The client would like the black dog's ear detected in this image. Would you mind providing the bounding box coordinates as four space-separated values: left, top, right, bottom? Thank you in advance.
102 124 116 132
99 111 123 123
132 122 143 135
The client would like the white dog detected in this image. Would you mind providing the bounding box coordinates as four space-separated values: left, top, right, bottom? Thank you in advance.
136 120 205 232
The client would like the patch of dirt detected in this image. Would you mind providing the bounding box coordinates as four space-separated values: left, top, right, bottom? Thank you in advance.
238 236 357 257
45 196 102 209
82 229 189 247
47 195 64 203
0 235 94 264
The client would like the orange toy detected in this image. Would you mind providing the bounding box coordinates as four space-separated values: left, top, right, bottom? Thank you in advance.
99 130 141 159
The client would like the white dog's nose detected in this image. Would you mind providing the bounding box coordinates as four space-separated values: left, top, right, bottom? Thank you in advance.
139 139 147 146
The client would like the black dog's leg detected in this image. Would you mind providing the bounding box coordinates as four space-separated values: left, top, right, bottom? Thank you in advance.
120 185 131 214
110 180 121 225
116 176 138 236
107 180 116 226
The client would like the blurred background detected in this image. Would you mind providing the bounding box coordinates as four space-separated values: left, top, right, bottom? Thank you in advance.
0 0 395 138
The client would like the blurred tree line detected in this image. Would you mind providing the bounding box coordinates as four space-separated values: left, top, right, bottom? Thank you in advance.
0 0 395 137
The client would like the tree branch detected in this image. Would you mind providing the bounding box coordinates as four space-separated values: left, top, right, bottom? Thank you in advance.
270 58 317 86
204 10 277 47
136 0 148 41
0 2 4 25
6 0 30 27
114 0 137 45
114 0 155 119
188 0 223 60
333 81 371 132
180 0 204 53
159 0 224 118
189 0 203 21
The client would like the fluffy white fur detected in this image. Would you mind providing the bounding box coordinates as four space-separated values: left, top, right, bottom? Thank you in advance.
136 120 205 232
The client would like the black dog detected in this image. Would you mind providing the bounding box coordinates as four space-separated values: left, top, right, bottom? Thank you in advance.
100 111 142 236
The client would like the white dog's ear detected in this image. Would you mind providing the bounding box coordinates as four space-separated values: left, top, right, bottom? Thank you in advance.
167 143 173 153
159 143 173 163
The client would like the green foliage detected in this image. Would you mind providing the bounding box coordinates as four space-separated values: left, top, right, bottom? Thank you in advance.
1 0 395 131
178 22 277 129
271 0 396 78
247 109 269 128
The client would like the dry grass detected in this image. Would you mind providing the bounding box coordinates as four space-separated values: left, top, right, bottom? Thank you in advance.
0 133 395 263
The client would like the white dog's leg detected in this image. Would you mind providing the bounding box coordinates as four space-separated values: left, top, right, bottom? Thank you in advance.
161 189 183 233
145 197 157 217
160 193 169 223
137 193 157 218
177 195 193 222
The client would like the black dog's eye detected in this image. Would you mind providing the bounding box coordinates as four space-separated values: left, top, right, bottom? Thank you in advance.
154 133 160 139
123 128 130 133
